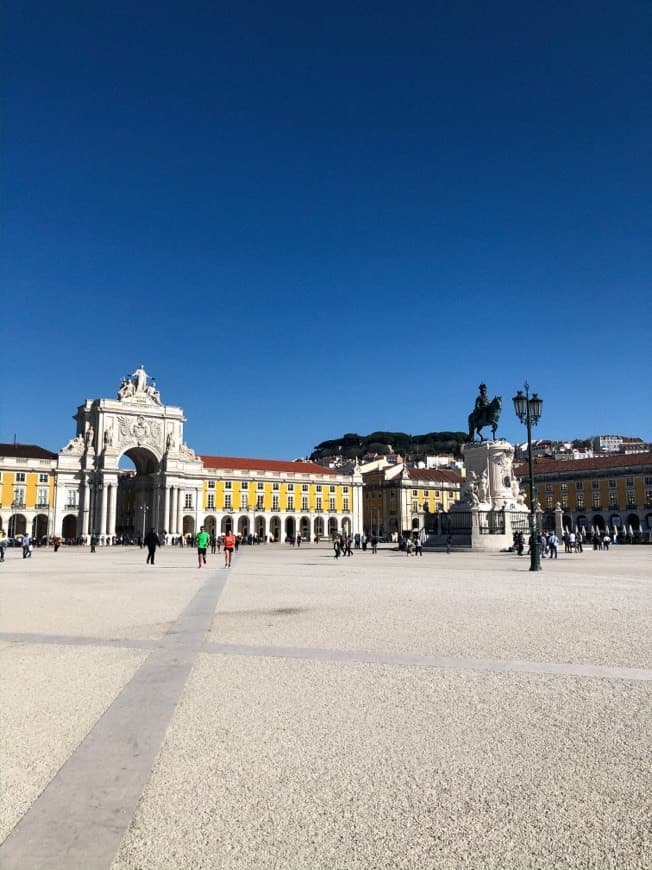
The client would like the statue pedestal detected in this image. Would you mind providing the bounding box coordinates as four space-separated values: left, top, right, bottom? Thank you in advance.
447 439 529 551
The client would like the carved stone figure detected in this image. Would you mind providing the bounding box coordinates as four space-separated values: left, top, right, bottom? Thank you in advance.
104 426 113 447
478 469 489 503
85 425 94 447
132 365 147 393
467 383 502 441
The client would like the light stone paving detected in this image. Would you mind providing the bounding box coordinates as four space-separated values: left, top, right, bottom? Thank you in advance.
0 543 650 869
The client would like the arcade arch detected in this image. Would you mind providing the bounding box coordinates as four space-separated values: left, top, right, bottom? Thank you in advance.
8 514 26 537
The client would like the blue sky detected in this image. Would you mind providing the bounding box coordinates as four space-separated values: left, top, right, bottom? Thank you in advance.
2 1 650 458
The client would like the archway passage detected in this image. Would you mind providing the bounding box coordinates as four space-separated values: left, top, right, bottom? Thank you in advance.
627 514 640 531
8 514 26 537
116 447 162 537
182 516 195 537
270 516 281 541
300 517 310 539
328 518 338 537
221 516 232 534
238 516 249 536
593 515 605 530
62 514 77 540
255 516 266 539
204 515 216 534
285 517 296 539
33 514 48 540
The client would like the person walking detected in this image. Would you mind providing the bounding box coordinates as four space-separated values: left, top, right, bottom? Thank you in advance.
144 528 160 565
0 531 7 562
371 535 378 554
196 525 210 568
210 533 217 555
415 537 423 557
22 533 32 559
548 532 559 559
446 534 453 554
223 529 236 567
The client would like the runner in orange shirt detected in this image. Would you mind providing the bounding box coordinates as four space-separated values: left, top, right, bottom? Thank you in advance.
223 530 236 567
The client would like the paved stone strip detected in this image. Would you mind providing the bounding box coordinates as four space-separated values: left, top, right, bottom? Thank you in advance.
0 571 228 870
206 642 652 682
2 632 650 683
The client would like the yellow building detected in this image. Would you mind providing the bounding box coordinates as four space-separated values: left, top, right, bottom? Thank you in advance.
515 451 652 535
0 444 58 540
362 462 462 538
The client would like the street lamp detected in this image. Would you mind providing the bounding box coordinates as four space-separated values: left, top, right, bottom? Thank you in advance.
138 504 150 541
512 383 544 571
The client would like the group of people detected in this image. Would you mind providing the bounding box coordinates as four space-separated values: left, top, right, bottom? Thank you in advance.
513 528 615 558
142 526 238 568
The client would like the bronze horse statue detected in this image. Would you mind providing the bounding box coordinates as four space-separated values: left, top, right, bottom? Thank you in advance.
468 395 502 441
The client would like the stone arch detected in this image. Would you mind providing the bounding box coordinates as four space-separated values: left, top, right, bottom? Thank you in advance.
562 514 572 531
221 515 233 533
411 517 420 530
314 516 324 540
204 515 217 534
627 513 640 531
299 517 310 539
62 514 77 539
593 515 605 530
8 514 26 537
270 516 281 541
182 515 195 536
116 446 162 537
328 517 338 537
285 517 296 538
238 516 249 536
255 515 266 539
32 514 48 540
645 513 652 530
609 514 622 530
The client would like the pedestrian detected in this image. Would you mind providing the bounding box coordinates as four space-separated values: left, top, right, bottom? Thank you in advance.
446 534 452 554
371 535 378 554
22 533 32 559
196 525 210 568
296 534 302 547
144 527 160 565
602 533 611 551
223 529 236 567
548 532 559 559
415 537 423 557
333 537 341 558
0 532 7 562
210 533 217 555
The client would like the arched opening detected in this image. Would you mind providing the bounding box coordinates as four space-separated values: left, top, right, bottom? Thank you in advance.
645 513 652 530
116 447 161 538
328 517 338 537
577 515 587 532
62 514 77 540
182 515 195 537
562 514 572 531
627 514 640 531
593 515 605 530
255 516 266 539
238 516 249 536
204 515 216 534
314 516 324 540
221 516 232 533
411 517 420 530
609 514 622 530
342 517 351 536
270 516 281 541
8 514 26 537
32 514 48 541
542 514 555 532
299 517 310 539
285 517 296 538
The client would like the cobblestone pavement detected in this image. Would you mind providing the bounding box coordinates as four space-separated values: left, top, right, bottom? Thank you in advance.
1 543 650 869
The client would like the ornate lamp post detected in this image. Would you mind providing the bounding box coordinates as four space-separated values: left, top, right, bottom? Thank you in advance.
512 383 544 571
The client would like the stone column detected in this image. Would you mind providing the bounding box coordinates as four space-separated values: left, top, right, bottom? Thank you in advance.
176 489 182 536
554 503 563 537
164 485 170 534
100 484 108 538
109 483 118 537
81 480 90 536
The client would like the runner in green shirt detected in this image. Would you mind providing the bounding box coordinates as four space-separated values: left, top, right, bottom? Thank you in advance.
196 526 210 568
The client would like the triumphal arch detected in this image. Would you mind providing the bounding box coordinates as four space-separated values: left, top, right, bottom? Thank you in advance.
57 366 204 539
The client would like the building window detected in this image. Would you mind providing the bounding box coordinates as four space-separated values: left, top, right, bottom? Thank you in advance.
608 479 616 489
65 491 78 508
592 481 600 490
575 481 583 490
224 494 232 510
39 473 49 483
329 497 336 511
207 494 215 509
272 495 279 511
560 483 568 493
645 477 652 486
287 496 294 511
626 493 636 507
257 482 264 490
16 472 26 483
207 480 216 489
315 497 322 511
330 485 336 493
626 478 634 488
301 496 308 510
545 483 553 493
592 494 600 508
412 500 419 512
36 487 49 507
184 493 193 510
609 493 618 507
273 483 280 491
546 496 554 508
576 494 584 509
13 487 26 506
257 496 264 510
302 484 308 492
240 495 248 509
343 498 350 512
561 496 568 508
646 490 652 507
225 481 232 490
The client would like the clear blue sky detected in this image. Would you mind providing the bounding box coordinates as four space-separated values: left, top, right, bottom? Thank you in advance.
2 1 650 458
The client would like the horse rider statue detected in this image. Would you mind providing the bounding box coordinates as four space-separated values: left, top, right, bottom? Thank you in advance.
467 382 502 441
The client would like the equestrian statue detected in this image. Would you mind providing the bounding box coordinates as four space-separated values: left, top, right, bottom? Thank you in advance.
467 382 502 441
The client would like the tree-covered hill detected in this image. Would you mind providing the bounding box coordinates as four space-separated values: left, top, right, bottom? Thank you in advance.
310 431 467 462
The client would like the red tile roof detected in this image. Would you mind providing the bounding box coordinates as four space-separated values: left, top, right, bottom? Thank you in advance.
200 455 339 475
0 443 58 460
515 451 652 477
